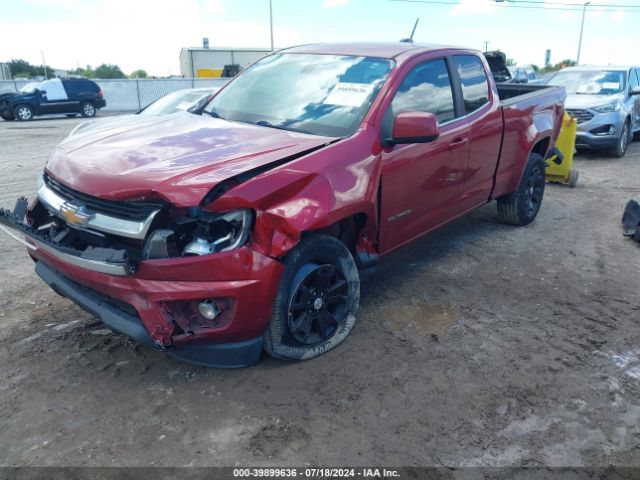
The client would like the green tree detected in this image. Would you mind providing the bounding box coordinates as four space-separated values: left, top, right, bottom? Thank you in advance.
94 64 125 79
129 69 148 79
541 59 577 74
68 65 95 78
506 58 517 67
8 59 54 79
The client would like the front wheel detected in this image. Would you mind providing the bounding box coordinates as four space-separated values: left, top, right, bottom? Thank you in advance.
610 120 630 158
14 104 33 121
80 101 96 118
263 234 360 361
497 153 546 226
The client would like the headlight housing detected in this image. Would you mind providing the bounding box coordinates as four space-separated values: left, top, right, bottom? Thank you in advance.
181 209 253 256
142 209 254 260
593 102 621 113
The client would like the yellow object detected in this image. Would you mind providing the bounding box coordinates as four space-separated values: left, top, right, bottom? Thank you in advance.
546 113 579 187
197 68 223 78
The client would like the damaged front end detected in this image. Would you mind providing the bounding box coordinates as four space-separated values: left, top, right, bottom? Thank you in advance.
0 173 283 367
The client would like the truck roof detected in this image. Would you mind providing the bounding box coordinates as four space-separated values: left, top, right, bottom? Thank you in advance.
280 42 471 59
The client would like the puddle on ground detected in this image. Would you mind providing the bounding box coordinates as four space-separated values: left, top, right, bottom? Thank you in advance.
376 301 461 337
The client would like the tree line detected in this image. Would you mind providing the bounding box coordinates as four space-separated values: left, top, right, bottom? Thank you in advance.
6 59 148 79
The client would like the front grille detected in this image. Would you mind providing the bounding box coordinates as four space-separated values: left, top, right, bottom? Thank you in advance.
44 173 165 221
566 109 594 124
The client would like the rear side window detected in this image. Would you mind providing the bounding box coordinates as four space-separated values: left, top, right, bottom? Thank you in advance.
389 58 456 123
64 80 98 94
454 55 490 114
527 69 536 81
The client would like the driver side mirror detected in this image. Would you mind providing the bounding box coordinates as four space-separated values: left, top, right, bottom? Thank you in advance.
39 89 47 95
631 86 640 96
385 111 440 146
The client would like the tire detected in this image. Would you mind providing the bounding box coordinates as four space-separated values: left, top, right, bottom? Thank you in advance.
610 120 631 158
568 168 579 188
497 153 546 226
14 104 33 121
263 234 360 361
80 101 96 118
66 113 78 118
0 113 14 121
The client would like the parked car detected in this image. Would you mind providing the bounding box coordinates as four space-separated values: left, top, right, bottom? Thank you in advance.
508 65 539 84
0 78 106 121
545 66 640 157
0 43 565 367
483 51 539 84
68 87 219 137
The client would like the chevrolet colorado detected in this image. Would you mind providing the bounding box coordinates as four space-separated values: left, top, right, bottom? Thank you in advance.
0 43 566 367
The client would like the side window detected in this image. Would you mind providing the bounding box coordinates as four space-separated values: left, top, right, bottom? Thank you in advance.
527 68 536 81
454 55 490 114
62 81 76 95
388 58 456 124
629 69 639 91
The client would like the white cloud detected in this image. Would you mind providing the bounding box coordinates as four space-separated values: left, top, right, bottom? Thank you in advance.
322 0 350 8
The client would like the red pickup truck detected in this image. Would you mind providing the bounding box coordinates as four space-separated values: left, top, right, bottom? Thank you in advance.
1 43 565 367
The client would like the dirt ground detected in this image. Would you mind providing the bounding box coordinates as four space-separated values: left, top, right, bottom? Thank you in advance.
1 115 640 468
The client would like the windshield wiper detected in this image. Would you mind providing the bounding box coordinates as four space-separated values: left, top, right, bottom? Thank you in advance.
253 120 316 136
205 109 224 119
255 120 288 130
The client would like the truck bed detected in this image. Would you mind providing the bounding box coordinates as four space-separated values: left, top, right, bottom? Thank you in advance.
496 83 565 106
491 83 566 200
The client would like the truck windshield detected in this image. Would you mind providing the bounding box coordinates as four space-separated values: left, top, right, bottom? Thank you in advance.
19 82 41 93
548 70 626 95
204 53 393 137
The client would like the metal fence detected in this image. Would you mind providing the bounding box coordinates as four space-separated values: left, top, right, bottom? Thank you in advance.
0 78 229 112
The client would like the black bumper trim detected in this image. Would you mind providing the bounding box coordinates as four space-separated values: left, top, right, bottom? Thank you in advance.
35 261 153 346
35 261 264 368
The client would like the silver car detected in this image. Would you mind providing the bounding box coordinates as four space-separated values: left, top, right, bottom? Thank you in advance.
546 66 640 157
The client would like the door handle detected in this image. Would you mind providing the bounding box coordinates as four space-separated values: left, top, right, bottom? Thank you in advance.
448 137 469 150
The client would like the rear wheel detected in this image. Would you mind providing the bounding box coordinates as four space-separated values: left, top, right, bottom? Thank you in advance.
80 101 96 118
497 153 546 226
263 234 360 361
14 104 33 121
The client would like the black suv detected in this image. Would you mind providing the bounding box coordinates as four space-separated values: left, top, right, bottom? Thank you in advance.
0 78 106 121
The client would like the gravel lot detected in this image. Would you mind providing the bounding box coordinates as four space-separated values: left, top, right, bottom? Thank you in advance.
1 115 640 468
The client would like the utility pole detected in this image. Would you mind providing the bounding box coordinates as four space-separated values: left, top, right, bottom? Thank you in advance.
269 0 274 51
40 50 48 79
576 1 591 65
483 41 489 53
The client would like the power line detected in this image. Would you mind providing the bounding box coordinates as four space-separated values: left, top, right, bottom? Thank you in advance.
389 0 640 12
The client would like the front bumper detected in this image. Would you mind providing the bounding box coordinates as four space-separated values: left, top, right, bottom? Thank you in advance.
574 110 624 150
0 204 284 368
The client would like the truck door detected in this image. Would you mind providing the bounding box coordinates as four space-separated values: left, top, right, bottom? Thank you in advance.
38 79 71 114
452 54 504 213
379 57 470 253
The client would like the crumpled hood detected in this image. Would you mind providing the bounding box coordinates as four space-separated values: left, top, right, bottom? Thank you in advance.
46 113 336 206
565 93 620 110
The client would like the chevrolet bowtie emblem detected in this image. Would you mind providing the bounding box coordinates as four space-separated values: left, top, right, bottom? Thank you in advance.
60 202 92 227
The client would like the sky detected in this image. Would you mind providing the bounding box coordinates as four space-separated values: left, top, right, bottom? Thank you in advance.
0 0 639 77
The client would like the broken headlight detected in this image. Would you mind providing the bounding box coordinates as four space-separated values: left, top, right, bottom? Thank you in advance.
142 209 254 260
181 209 254 256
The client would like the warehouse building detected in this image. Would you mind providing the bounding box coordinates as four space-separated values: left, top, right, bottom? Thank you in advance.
179 43 271 78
